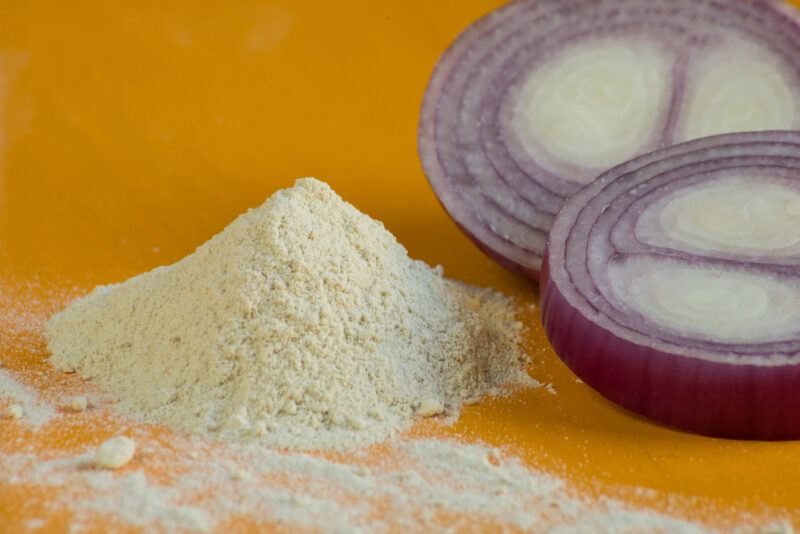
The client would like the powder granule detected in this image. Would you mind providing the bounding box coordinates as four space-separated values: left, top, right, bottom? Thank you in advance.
93 436 136 469
68 395 89 412
46 178 534 450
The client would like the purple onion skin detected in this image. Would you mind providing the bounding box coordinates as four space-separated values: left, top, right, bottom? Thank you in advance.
542 255 800 440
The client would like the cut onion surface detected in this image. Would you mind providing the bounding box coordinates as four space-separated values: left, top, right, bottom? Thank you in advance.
419 0 800 279
542 131 800 439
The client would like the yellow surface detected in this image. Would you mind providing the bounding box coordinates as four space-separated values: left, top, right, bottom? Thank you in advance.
1 0 799 531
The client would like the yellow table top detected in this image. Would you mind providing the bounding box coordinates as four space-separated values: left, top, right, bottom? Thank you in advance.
1 0 799 531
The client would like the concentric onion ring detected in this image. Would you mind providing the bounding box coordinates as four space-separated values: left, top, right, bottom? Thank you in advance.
542 131 800 439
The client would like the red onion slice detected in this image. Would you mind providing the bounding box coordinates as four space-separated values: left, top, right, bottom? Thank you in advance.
419 0 800 279
542 131 800 439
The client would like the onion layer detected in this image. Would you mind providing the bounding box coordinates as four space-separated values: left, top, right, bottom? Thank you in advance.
542 131 800 439
419 0 800 278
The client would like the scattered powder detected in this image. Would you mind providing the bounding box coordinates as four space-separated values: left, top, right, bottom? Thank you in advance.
0 373 780 533
24 519 46 531
0 435 733 534
0 368 55 426
93 437 136 470
1 453 211 532
45 178 534 450
759 522 795 534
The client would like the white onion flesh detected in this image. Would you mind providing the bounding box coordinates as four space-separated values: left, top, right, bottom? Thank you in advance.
609 257 800 344
513 40 671 180
678 41 798 141
638 177 800 255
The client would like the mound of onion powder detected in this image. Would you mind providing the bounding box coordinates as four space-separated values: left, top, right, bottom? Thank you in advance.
542 131 800 440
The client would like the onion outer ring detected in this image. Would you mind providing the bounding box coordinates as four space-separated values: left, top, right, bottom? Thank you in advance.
541 131 800 440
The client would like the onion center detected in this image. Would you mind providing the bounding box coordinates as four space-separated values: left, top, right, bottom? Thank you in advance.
610 259 800 343
514 41 670 179
654 178 800 252
680 45 796 141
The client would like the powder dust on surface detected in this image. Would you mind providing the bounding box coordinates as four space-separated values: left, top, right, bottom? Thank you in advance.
0 374 791 533
0 383 744 534
45 178 534 451
1 364 795 533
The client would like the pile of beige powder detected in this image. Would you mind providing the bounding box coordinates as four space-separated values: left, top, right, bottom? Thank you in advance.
45 178 534 450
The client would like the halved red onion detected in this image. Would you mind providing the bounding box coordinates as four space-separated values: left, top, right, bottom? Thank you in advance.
542 131 800 439
419 0 800 279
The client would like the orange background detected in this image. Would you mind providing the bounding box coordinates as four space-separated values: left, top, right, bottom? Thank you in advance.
1 0 799 531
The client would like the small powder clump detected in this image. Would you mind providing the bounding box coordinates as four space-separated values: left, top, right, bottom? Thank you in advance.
45 178 533 450
68 395 89 412
93 436 136 469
